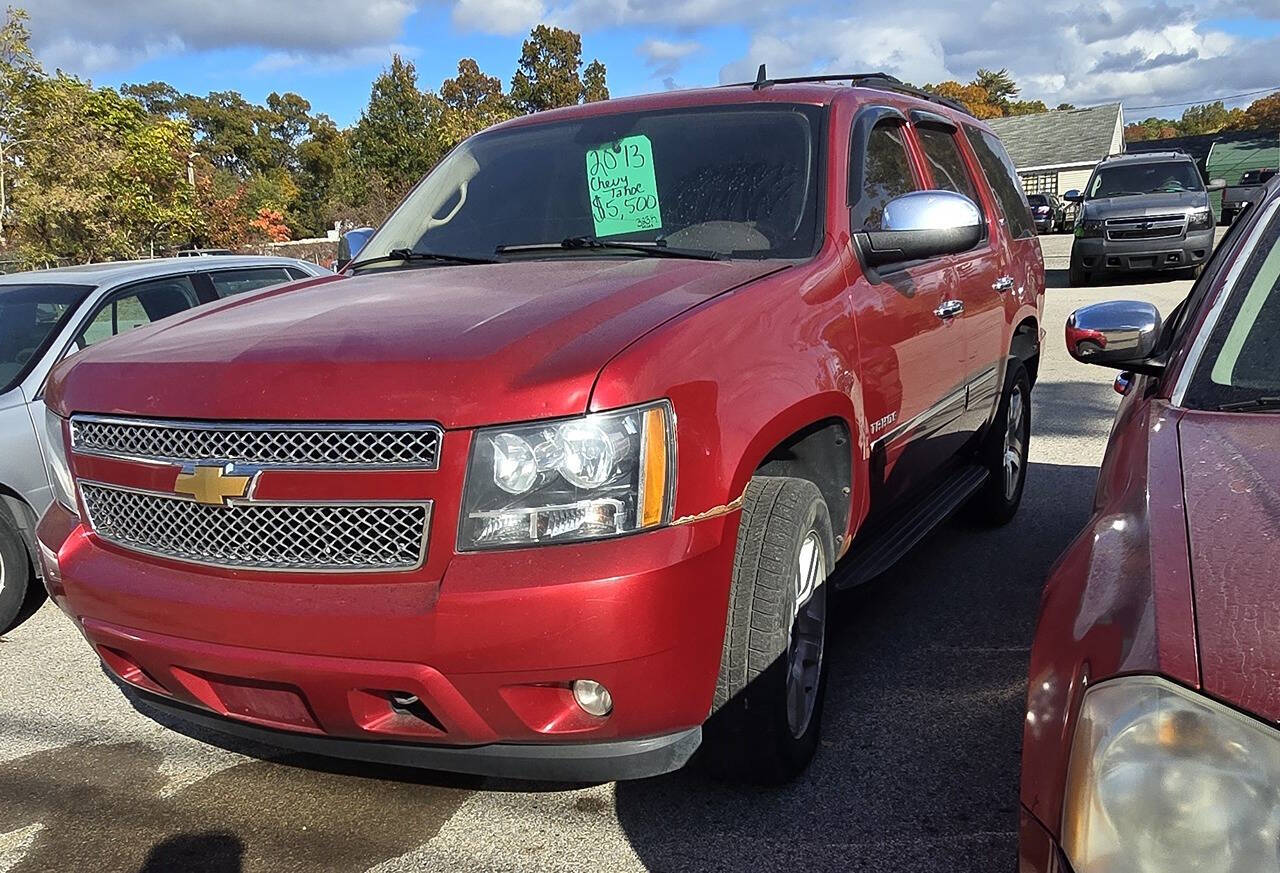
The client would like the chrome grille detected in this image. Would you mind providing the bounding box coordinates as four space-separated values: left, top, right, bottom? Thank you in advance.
1105 214 1186 241
80 483 430 572
70 416 441 470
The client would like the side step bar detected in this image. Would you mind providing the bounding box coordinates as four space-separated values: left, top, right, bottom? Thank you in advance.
831 464 988 591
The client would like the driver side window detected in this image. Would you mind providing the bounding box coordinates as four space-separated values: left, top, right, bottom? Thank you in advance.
853 122 920 231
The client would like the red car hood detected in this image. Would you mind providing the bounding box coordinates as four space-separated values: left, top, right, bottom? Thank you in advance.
1180 410 1280 721
47 259 783 428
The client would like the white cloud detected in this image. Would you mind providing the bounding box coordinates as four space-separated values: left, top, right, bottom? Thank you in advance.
25 0 419 75
707 1 1280 114
637 38 700 78
452 0 547 34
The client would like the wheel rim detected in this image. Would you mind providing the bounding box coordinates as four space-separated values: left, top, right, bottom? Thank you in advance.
786 530 827 739
1003 386 1027 501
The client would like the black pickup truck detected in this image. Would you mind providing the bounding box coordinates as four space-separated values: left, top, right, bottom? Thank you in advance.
1220 168 1276 225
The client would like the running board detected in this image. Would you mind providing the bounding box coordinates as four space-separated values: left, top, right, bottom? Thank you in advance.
832 465 988 590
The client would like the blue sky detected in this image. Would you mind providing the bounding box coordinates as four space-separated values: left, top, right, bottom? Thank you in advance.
20 0 1280 127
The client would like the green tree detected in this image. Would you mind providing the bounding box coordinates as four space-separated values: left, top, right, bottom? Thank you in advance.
265 91 313 167
509 26 607 113
437 58 516 151
350 54 442 194
973 68 1019 112
1006 99 1048 116
1179 100 1235 136
0 6 40 245
1056 103 1076 111
121 81 182 117
13 73 199 260
582 59 609 103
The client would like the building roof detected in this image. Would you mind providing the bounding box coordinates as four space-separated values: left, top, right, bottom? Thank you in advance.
987 103 1123 170
1128 127 1278 167
0 255 320 286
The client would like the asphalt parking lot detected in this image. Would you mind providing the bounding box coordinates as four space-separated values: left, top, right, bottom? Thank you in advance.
0 230 1211 873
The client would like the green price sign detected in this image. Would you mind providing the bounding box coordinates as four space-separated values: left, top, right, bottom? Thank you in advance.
585 134 662 237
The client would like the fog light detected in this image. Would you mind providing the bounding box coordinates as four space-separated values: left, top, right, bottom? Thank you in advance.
572 679 613 717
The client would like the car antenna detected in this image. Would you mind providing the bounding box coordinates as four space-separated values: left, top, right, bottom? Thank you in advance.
753 63 768 90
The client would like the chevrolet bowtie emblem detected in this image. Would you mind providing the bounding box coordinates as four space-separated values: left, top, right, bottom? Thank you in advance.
174 464 252 506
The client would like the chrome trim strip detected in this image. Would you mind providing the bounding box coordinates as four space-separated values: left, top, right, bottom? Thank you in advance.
69 414 444 471
77 479 432 574
1171 197 1280 406
873 384 967 451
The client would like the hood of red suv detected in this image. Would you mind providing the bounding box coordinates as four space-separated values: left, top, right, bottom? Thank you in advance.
1179 410 1280 721
46 258 783 428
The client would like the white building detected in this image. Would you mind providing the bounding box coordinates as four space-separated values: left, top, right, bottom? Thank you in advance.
987 103 1125 197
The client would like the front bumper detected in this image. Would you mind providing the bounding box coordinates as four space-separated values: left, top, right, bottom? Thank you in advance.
136 690 702 781
1072 227 1215 273
38 500 737 780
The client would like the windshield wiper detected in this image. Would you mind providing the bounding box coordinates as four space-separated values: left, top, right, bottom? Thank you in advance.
1218 396 1280 412
495 236 721 261
348 247 499 270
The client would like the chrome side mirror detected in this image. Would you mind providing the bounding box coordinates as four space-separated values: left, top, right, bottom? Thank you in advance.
336 226 375 271
1066 301 1162 370
1063 189 1082 203
859 190 984 268
1207 178 1227 192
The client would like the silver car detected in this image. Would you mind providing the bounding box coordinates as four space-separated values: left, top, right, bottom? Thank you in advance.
0 256 330 630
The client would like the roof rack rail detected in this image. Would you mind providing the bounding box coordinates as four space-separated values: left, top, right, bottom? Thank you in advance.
730 66 973 117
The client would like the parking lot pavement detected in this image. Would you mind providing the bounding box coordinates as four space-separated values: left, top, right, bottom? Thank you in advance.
0 255 1196 873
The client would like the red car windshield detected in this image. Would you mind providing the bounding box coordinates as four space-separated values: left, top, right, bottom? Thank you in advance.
358 104 825 263
1184 211 1280 409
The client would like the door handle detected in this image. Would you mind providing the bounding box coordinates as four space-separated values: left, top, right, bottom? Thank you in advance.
992 276 1015 293
934 299 965 319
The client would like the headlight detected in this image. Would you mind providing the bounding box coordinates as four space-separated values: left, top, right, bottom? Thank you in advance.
459 401 674 550
44 408 78 514
1063 676 1280 873
1187 209 1214 231
1075 218 1104 238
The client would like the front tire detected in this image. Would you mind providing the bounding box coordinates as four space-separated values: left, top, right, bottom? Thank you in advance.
1068 251 1090 286
969 363 1031 526
701 476 834 784
0 513 33 633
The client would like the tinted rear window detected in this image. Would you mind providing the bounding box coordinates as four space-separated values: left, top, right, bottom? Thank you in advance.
963 125 1035 239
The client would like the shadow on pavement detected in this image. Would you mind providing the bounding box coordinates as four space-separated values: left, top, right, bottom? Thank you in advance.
615 461 1099 873
1031 378 1120 441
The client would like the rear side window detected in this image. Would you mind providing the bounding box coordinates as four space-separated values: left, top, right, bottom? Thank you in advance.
853 123 920 230
916 126 982 209
963 125 1036 239
75 276 199 350
206 268 291 298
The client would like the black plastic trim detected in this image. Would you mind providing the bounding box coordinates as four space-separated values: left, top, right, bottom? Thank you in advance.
135 692 703 782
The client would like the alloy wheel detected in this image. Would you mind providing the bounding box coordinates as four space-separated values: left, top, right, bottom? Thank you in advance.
1003 387 1027 500
786 530 827 739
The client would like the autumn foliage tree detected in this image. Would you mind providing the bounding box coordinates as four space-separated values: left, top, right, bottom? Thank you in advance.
0 5 610 262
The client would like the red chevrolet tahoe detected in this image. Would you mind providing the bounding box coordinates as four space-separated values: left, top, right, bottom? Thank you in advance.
37 74 1044 783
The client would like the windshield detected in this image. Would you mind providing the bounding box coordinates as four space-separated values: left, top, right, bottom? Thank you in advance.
358 104 824 264
1241 169 1276 185
1184 209 1280 409
1088 161 1204 198
0 283 92 394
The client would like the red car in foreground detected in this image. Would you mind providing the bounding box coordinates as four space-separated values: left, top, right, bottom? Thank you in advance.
1022 178 1280 871
36 75 1044 784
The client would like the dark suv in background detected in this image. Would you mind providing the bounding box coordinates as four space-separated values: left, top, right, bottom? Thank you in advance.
1065 151 1223 285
